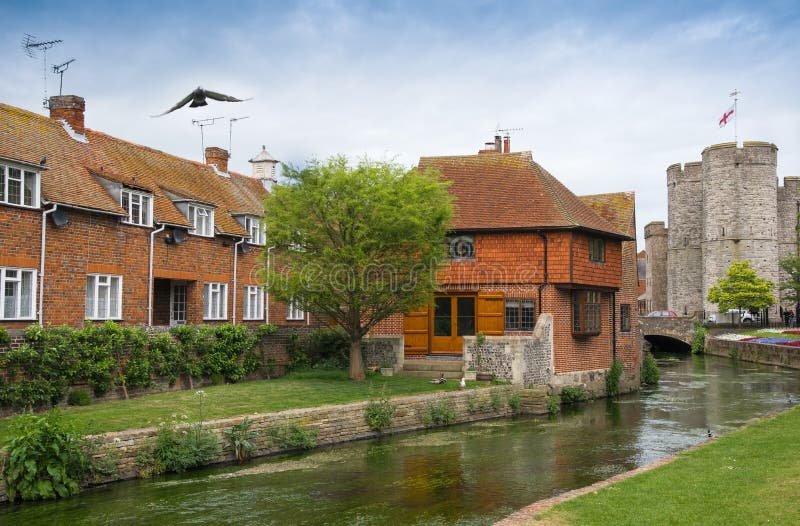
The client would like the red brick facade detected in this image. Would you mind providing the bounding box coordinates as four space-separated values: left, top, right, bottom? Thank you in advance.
0 97 316 331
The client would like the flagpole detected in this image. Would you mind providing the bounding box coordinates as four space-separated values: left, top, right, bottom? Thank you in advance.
731 89 740 145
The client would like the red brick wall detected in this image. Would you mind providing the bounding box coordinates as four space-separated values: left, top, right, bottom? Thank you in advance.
0 205 42 329
0 206 319 329
545 286 614 374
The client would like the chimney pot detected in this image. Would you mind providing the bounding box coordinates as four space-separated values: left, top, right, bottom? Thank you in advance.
205 146 230 173
49 95 86 136
494 135 502 152
503 136 510 154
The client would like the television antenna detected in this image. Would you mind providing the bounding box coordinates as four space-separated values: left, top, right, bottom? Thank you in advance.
52 59 76 96
192 117 223 160
228 116 250 159
496 126 524 138
21 34 63 108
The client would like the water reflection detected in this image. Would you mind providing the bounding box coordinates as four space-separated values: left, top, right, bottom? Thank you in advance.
2 353 798 525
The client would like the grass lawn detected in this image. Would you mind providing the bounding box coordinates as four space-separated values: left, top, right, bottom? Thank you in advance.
531 406 800 525
0 369 478 446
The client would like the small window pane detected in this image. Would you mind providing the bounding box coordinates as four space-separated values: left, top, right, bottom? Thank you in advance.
23 171 36 206
20 271 32 317
86 277 95 318
7 168 21 205
4 281 17 318
521 300 536 330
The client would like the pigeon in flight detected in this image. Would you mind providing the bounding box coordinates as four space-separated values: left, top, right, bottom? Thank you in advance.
151 87 251 117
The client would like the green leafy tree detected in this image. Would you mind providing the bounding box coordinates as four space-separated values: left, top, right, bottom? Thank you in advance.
707 260 775 319
262 156 453 381
778 254 800 316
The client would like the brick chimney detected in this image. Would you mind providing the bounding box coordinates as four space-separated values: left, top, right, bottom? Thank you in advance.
478 135 503 155
49 95 85 135
205 147 229 173
503 136 510 153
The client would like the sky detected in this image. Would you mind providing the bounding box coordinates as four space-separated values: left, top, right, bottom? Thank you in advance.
1 0 799 249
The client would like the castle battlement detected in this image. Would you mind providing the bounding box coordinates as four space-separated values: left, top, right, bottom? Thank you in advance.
649 140 786 319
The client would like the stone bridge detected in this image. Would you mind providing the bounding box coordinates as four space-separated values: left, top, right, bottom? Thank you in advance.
640 316 696 351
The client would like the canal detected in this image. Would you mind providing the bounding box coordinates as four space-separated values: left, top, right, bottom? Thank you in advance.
2 352 799 525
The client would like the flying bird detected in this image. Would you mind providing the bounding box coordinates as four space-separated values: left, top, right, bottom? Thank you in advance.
151 87 251 117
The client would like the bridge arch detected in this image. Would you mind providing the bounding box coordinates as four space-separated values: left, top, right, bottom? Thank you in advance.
640 317 696 353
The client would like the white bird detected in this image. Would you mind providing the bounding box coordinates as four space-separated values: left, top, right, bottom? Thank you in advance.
459 377 466 390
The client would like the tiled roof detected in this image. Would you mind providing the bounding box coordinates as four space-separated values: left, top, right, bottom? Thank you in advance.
0 102 268 236
418 151 630 238
578 191 636 239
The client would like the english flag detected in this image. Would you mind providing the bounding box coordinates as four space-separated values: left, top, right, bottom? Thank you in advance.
719 105 734 128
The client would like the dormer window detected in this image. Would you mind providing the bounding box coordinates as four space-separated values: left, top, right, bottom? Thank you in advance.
121 188 152 226
239 216 265 245
1 163 39 208
188 204 214 237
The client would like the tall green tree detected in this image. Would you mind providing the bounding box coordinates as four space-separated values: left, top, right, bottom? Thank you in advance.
707 260 775 319
778 254 800 316
261 156 453 381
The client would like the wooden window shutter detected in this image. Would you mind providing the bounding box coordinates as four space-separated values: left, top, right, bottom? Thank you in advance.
403 306 430 355
476 291 504 336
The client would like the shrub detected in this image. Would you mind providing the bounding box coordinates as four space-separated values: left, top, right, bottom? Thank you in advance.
67 389 92 406
547 395 560 416
606 358 624 398
490 390 502 411
268 424 319 450
223 417 260 464
305 327 349 369
3 410 90 502
153 420 220 474
691 320 707 355
466 392 479 413
419 399 455 427
560 386 588 404
0 327 10 347
364 391 396 432
641 351 660 385
507 390 522 414
286 333 309 371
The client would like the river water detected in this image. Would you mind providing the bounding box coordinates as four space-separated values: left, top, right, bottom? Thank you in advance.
2 352 799 525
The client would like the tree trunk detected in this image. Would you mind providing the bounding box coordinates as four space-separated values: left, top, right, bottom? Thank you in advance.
121 382 129 400
349 337 366 381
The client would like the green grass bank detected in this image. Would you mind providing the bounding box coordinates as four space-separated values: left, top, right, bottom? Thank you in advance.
530 406 800 525
0 369 476 445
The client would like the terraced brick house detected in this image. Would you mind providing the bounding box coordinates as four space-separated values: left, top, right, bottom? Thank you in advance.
371 138 641 392
0 95 313 330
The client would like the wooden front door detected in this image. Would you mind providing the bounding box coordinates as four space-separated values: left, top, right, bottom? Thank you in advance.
431 295 476 355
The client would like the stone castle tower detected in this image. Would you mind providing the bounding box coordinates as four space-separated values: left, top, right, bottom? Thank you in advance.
647 141 799 319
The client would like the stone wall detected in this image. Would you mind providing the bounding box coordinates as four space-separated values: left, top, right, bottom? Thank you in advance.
0 385 547 504
705 337 800 369
643 221 667 314
549 367 639 399
666 162 703 316
462 314 554 387
362 336 403 369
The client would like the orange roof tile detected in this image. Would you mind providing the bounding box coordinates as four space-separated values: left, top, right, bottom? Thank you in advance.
579 191 636 239
419 151 630 239
0 102 268 237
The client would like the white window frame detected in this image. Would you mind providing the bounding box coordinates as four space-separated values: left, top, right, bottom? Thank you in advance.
203 282 228 320
0 267 37 320
243 285 264 321
188 204 214 237
120 188 153 227
243 216 265 246
86 274 122 320
0 163 40 209
287 297 305 321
